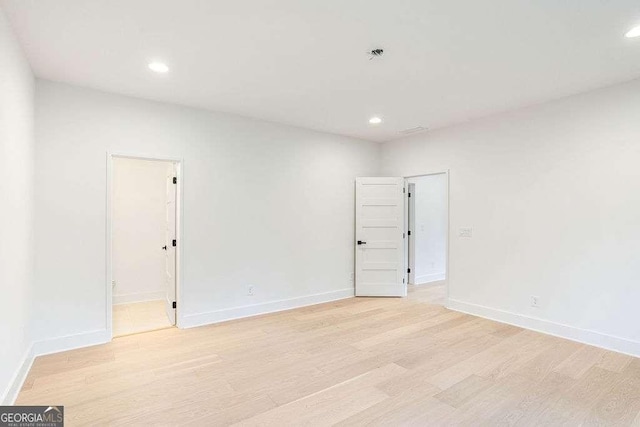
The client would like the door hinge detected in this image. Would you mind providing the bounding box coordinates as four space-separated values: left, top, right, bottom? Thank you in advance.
408 230 412 236
403 232 405 239
403 187 406 193
172 239 177 247
173 177 177 184
408 192 411 197
172 301 176 309
403 278 405 284
407 268 411 273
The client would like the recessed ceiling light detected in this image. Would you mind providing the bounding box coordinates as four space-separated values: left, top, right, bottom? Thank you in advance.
148 62 169 73
625 25 640 38
369 116 382 125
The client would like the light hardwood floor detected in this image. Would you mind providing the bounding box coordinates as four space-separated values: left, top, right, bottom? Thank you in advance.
113 300 173 337
17 285 640 426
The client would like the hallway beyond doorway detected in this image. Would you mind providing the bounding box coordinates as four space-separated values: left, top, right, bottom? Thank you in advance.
113 300 173 337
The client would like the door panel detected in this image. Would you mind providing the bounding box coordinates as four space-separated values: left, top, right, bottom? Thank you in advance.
355 177 406 297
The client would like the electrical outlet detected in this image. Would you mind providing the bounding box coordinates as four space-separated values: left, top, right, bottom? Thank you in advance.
247 285 254 296
531 296 540 308
459 228 473 238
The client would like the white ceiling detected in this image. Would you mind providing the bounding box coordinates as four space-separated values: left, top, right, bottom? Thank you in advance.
3 0 640 142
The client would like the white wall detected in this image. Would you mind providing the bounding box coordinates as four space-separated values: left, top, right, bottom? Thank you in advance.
408 174 447 284
32 80 380 345
382 78 640 356
0 8 34 403
113 158 172 304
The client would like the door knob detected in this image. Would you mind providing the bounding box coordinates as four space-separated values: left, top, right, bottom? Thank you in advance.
357 240 367 245
162 245 168 250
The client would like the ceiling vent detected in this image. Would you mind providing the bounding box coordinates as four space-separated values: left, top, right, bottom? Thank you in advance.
400 126 428 135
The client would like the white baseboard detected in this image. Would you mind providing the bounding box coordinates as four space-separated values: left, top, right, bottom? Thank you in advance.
1 346 35 405
182 288 354 329
414 272 446 285
447 299 640 358
2 289 354 403
113 291 164 305
2 330 110 404
31 329 110 358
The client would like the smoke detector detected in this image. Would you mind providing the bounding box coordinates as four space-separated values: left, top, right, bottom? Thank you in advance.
367 48 384 60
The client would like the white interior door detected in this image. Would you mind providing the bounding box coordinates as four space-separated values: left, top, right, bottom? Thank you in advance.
165 164 177 325
355 177 407 297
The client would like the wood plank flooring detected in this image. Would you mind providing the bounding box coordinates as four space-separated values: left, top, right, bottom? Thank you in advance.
113 300 173 337
17 284 640 426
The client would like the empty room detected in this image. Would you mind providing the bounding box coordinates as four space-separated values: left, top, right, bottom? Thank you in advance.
1 1 639 425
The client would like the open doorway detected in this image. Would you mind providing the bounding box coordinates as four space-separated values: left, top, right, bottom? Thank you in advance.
406 173 448 305
109 156 179 337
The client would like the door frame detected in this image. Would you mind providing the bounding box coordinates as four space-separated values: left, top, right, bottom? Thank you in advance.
407 182 416 285
105 152 184 340
403 170 450 304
